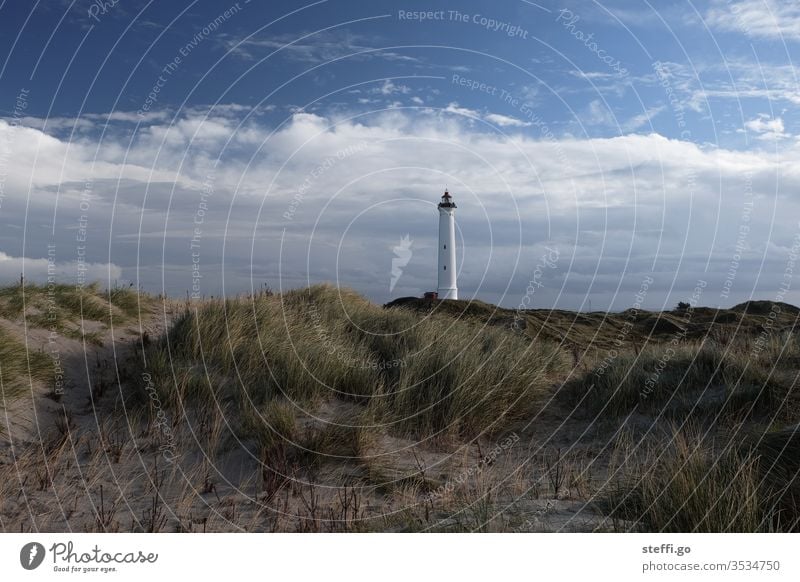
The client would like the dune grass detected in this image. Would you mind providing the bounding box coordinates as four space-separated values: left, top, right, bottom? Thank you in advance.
0 281 147 329
369 316 568 437
0 325 54 405
599 426 800 532
4 279 799 532
0 279 149 409
564 338 792 421
748 427 800 531
142 284 569 441
601 430 764 532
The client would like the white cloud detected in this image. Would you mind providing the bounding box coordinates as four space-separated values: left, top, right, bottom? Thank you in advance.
706 0 800 40
519 85 539 103
90 110 172 124
622 106 667 132
568 71 621 81
0 252 121 285
741 115 790 140
374 80 411 96
640 59 800 118
443 102 481 119
221 30 419 63
484 113 532 128
689 88 800 110
444 104 532 129
584 100 615 126
3 107 800 309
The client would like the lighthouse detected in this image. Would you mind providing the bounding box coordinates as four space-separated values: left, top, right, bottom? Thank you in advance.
437 189 458 300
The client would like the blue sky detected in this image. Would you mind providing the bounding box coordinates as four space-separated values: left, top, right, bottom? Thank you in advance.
1 0 799 310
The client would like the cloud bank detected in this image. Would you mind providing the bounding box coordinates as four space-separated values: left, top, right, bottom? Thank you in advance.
2 104 799 310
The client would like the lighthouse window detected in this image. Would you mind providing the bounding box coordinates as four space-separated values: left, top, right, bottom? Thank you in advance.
443 265 446 270
443 244 446 249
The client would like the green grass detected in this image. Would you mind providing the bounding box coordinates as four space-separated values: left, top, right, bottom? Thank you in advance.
241 398 368 474
0 280 147 407
0 281 150 330
563 339 789 421
600 426 800 532
130 286 800 532
368 316 568 437
600 430 767 532
748 427 800 531
107 284 145 319
2 279 795 532
143 284 569 440
0 325 54 405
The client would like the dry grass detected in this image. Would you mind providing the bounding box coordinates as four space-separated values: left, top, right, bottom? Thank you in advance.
0 281 148 328
146 284 569 440
599 428 767 531
0 325 54 405
596 423 800 532
2 282 799 533
748 427 800 531
563 337 794 422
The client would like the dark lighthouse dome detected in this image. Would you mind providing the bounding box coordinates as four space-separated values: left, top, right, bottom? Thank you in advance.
438 189 456 208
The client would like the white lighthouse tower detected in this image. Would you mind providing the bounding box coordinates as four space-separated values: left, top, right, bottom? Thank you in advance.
437 189 458 300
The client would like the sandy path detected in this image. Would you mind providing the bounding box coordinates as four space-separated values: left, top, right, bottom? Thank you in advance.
0 299 178 450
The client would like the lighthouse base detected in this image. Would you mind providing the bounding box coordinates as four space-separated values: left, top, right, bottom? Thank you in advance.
437 287 458 300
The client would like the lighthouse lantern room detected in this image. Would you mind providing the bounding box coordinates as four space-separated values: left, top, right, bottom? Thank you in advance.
437 189 458 300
